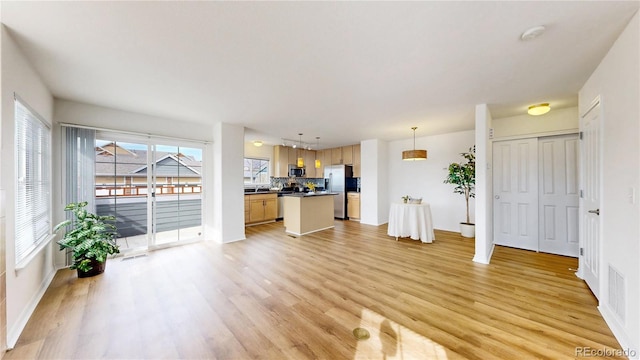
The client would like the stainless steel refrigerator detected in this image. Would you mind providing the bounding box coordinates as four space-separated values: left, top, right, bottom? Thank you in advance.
324 165 353 219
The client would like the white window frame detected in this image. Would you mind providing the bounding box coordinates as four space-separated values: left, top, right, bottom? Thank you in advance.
14 95 53 269
244 157 270 185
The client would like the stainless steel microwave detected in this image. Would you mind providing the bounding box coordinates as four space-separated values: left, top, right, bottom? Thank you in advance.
288 165 305 177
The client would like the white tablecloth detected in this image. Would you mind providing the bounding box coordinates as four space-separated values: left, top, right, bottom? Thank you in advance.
387 203 435 243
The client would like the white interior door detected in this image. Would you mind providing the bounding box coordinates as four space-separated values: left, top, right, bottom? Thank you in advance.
579 101 602 299
538 135 580 257
493 139 539 251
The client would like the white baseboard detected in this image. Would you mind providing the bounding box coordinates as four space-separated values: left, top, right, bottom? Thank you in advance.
473 244 495 264
598 304 639 359
7 268 57 349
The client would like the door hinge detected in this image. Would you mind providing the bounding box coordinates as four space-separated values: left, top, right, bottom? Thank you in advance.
580 248 584 256
579 131 584 140
580 189 583 198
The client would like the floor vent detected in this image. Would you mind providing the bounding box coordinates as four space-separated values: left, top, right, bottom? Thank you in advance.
122 254 148 261
608 265 625 323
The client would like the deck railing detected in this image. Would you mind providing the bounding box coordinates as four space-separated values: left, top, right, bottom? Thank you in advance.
95 185 202 198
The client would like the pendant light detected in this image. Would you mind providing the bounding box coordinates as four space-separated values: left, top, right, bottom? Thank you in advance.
315 137 321 168
297 133 304 167
402 127 427 161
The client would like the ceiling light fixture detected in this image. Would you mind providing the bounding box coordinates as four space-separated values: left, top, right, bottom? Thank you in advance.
253 140 263 147
528 103 551 116
520 25 546 41
402 127 427 161
297 133 304 167
315 137 321 168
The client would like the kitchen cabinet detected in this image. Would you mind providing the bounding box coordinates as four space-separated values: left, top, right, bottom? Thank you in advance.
304 150 316 177
331 147 342 165
245 193 277 225
353 144 361 177
342 145 353 165
273 145 290 177
288 147 298 166
244 198 250 223
347 192 360 220
315 150 325 178
323 150 332 171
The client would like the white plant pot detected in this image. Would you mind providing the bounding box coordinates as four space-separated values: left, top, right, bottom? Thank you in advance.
460 223 475 238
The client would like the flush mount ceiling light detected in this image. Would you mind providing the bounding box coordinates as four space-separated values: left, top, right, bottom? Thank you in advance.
521 25 546 41
253 140 263 147
402 127 427 161
528 103 551 116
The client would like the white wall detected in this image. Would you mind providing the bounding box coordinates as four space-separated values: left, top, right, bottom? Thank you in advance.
492 106 579 139
474 104 493 264
1 26 56 348
387 130 475 232
212 123 245 243
579 11 639 355
361 139 389 226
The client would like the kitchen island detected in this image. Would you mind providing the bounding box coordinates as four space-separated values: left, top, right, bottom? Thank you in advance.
282 193 338 236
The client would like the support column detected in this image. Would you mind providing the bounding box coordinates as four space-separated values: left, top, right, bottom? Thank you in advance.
360 139 389 226
208 122 245 243
474 104 493 264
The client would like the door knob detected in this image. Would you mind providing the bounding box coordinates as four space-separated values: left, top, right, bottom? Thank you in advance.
588 209 600 215
494 195 500 199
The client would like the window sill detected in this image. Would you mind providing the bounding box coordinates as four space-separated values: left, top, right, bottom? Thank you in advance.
15 234 56 271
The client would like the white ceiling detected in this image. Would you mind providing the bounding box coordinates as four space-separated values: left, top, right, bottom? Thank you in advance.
2 1 638 149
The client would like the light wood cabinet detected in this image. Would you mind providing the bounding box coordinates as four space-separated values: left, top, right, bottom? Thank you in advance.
347 192 360 220
273 145 290 177
315 150 325 178
288 147 298 166
323 150 332 170
245 193 277 225
304 150 316 177
331 147 342 165
342 145 353 165
244 198 250 223
353 144 361 177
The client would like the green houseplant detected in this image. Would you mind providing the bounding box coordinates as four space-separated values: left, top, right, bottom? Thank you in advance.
54 201 120 277
444 146 476 238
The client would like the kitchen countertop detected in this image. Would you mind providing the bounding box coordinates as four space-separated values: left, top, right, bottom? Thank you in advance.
281 192 338 197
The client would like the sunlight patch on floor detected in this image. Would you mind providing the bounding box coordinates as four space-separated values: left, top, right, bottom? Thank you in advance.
353 308 449 360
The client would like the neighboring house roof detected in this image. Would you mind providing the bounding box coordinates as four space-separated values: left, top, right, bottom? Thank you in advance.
95 145 201 177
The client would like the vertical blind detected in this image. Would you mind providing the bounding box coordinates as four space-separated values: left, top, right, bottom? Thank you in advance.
64 126 96 212
63 126 96 266
15 96 52 265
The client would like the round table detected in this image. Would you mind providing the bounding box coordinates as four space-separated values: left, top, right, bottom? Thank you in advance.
387 202 435 243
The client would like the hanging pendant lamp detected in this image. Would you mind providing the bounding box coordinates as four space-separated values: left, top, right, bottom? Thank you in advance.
297 133 304 167
402 127 427 161
315 137 321 168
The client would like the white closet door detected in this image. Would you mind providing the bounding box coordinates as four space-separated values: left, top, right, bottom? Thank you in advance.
538 135 580 257
493 139 539 251
580 101 602 299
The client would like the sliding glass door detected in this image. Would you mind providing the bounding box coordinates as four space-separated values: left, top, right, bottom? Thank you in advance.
94 136 203 252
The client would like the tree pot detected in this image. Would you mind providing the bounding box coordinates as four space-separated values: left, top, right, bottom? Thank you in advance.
77 258 106 278
460 223 475 238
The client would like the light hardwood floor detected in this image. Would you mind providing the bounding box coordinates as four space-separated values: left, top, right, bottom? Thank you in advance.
3 221 624 359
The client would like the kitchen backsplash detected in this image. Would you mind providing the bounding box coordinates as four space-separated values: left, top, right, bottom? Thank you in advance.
270 177 361 190
270 177 323 189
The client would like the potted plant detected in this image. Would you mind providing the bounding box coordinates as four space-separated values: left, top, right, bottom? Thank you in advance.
444 146 476 238
54 201 120 278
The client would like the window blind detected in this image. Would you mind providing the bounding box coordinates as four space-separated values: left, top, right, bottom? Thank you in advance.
15 97 52 265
